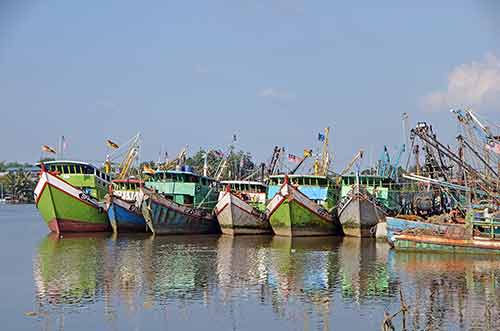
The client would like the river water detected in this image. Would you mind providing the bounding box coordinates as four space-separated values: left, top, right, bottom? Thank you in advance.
1 204 500 331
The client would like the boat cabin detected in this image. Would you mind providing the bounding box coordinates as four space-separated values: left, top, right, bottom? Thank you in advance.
220 180 267 194
340 175 399 210
144 170 220 208
112 179 142 191
37 160 111 200
267 174 339 209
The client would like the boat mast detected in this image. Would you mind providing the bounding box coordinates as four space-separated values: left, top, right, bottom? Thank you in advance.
314 127 330 176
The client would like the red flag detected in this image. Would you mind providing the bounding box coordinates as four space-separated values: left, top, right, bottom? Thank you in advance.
288 154 302 163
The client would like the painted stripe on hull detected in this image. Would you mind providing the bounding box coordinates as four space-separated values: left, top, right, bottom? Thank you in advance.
48 219 109 233
393 235 500 254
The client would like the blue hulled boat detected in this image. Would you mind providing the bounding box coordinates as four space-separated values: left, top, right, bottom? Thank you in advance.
106 179 150 233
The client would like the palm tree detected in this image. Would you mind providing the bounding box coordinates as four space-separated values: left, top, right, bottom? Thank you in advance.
5 170 35 203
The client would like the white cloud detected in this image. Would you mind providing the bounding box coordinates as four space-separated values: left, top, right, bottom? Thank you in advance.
257 88 288 98
422 53 500 112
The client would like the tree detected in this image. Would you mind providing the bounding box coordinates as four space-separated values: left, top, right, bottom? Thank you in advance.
185 148 257 180
4 169 35 202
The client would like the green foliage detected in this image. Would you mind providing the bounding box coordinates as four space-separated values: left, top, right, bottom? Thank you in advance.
185 148 256 180
0 161 34 172
3 169 35 202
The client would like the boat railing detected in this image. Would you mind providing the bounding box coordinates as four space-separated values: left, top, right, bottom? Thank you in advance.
472 214 500 239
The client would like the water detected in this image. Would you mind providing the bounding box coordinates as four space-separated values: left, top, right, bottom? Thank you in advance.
2 205 500 330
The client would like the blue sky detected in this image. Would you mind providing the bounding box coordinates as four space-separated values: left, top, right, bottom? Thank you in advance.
0 1 499 170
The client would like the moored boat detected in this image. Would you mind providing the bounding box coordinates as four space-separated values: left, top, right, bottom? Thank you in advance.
215 181 271 235
338 175 400 238
392 209 500 254
34 161 111 234
106 179 150 233
386 215 455 245
141 169 221 235
266 175 342 237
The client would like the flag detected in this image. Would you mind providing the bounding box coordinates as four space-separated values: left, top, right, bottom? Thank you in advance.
61 136 68 151
303 149 312 157
213 150 224 158
41 145 56 154
318 133 325 142
486 141 500 155
288 154 302 163
143 164 155 174
106 139 119 149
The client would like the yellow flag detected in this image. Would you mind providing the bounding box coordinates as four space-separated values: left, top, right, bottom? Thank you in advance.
106 139 119 149
303 149 312 157
41 145 56 154
143 164 155 174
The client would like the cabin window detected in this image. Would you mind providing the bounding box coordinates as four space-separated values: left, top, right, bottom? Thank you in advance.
61 165 68 173
202 178 207 185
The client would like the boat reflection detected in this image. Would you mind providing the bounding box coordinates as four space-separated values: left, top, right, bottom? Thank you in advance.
33 233 439 330
389 251 500 330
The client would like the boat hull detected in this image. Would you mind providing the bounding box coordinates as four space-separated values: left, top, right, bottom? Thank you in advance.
338 194 385 238
34 171 109 234
215 192 271 235
393 234 500 255
266 183 340 237
142 192 220 235
386 216 452 245
106 196 149 233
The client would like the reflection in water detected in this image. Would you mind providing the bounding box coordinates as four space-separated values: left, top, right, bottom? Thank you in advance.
389 251 500 330
31 233 500 330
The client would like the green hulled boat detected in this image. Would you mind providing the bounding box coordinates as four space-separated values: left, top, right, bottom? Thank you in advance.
266 175 342 237
34 161 111 234
142 168 221 234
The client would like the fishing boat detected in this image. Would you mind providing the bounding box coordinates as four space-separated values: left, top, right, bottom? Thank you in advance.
34 161 111 234
141 168 221 235
386 214 464 245
266 175 342 236
391 208 500 254
105 179 150 233
215 180 271 235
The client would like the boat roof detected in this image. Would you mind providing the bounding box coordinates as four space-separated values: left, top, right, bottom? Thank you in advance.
148 169 215 180
220 180 266 186
269 174 332 179
342 174 393 180
36 160 96 168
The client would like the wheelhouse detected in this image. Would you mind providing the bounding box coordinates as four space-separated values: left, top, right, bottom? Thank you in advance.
220 180 267 194
37 160 111 200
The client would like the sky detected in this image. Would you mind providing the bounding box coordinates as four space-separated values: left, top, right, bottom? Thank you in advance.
0 0 499 170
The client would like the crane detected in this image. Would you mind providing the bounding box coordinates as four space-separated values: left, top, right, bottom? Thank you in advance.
339 149 364 176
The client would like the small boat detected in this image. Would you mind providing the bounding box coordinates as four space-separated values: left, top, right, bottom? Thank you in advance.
215 181 271 235
141 168 221 235
386 213 465 245
105 179 150 233
266 175 342 237
34 161 111 234
392 209 500 254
